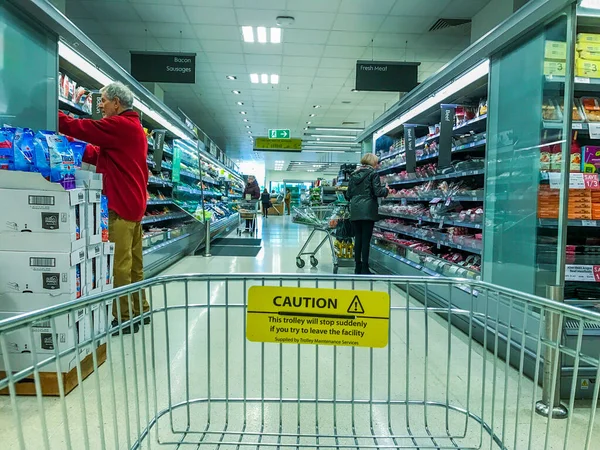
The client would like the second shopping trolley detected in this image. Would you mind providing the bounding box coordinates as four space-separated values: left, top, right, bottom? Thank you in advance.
237 199 259 237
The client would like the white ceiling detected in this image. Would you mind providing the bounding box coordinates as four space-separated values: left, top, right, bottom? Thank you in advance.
64 0 491 171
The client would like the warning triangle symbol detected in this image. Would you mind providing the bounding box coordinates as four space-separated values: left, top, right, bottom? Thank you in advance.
347 295 365 314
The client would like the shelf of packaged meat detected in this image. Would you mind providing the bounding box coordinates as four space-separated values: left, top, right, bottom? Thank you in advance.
142 212 189 225
375 221 482 254
147 199 174 206
383 168 485 186
378 210 483 229
148 176 174 188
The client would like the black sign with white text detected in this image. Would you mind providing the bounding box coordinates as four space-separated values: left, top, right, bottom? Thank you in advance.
355 61 420 92
404 124 417 174
131 52 196 84
439 104 455 169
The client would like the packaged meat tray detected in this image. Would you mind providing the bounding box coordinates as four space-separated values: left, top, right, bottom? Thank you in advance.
542 97 561 121
557 97 586 122
581 97 600 122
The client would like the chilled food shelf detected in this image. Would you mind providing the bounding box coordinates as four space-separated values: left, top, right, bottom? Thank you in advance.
59 96 90 116
148 177 173 188
545 74 600 91
542 121 589 131
414 115 487 148
378 211 483 229
538 218 600 227
387 169 485 186
142 212 188 225
180 170 201 181
375 223 482 254
202 177 220 186
147 159 156 169
383 193 485 203
143 233 191 257
147 199 174 206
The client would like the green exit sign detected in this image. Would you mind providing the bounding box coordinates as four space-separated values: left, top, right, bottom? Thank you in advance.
268 129 290 139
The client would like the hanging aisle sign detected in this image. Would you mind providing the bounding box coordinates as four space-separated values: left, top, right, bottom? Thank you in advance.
439 104 455 169
355 61 420 92
405 124 417 174
254 137 302 152
130 52 196 84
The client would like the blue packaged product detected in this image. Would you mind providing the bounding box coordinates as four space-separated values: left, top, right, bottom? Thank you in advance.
69 141 86 168
0 127 15 170
33 130 53 179
33 131 76 189
100 195 109 242
12 127 36 172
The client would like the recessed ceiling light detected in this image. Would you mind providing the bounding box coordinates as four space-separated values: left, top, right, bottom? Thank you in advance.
243 119 249 122
315 127 363 132
245 125 251 128
248 131 252 134
313 105 321 108
261 74 269 84
306 121 311 125
271 74 279 84
237 101 244 106
270 27 282 44
310 135 356 139
226 75 237 80
242 26 254 43
250 73 259 84
240 111 247 115
351 89 358 92
232 90 241 94
309 113 316 117
304 127 308 130
257 27 267 43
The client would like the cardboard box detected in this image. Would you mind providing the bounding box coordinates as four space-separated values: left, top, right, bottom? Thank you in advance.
0 172 86 252
0 309 89 373
0 248 86 297
101 242 115 292
577 42 600 53
86 243 103 297
0 292 85 316
75 171 103 190
544 41 567 61
92 301 111 345
578 33 600 44
86 190 102 245
576 58 600 78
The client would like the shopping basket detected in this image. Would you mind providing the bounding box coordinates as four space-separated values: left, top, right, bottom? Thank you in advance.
1 274 599 449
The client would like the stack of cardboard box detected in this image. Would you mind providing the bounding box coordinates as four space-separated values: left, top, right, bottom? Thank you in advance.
537 185 560 218
576 34 600 79
0 171 113 375
592 191 600 220
568 189 593 219
537 185 594 220
543 40 567 77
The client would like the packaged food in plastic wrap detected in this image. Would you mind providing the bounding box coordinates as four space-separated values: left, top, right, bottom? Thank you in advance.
581 97 600 122
0 127 15 170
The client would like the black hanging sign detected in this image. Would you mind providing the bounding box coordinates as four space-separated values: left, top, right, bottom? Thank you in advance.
404 124 417 174
130 52 196 84
152 129 166 173
439 104 455 170
355 61 420 92
91 93 103 120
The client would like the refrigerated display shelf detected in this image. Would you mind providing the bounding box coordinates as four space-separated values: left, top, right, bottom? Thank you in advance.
378 211 483 229
59 97 90 116
148 177 173 188
202 177 220 186
538 218 600 227
545 74 600 91
386 169 485 186
143 233 191 257
142 212 188 225
415 115 487 148
375 224 482 254
147 199 174 206
147 159 156 169
543 121 589 131
383 194 485 202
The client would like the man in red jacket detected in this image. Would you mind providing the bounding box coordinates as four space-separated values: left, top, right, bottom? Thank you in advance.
59 81 149 335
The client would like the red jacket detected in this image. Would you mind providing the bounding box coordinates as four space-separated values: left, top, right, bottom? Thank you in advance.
59 110 148 222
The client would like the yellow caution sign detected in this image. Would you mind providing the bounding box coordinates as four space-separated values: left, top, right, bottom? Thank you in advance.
246 286 390 348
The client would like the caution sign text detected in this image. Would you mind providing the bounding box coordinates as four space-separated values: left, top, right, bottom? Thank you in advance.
246 286 390 348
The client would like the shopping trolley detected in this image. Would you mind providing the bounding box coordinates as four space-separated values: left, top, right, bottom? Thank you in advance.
237 199 259 237
1 274 600 449
292 204 355 273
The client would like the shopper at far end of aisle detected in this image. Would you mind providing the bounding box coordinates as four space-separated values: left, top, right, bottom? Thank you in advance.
285 189 292 215
346 153 389 275
58 81 149 335
243 175 260 230
261 188 271 219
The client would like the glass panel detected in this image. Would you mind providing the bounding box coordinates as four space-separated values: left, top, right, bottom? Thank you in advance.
0 3 57 130
484 15 569 296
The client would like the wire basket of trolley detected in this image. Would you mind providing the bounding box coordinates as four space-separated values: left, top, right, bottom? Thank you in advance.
292 203 354 273
237 199 259 237
2 273 600 450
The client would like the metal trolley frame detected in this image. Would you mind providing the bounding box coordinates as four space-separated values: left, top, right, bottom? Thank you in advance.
292 205 354 274
1 274 600 449
237 199 259 237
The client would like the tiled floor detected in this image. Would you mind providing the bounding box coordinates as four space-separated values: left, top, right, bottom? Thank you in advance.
0 215 598 449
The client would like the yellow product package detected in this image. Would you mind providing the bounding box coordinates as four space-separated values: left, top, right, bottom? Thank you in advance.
544 60 566 76
545 40 567 60
578 33 600 44
579 50 600 61
577 42 600 53
576 59 600 78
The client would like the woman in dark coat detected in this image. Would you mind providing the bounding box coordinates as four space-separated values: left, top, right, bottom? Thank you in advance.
346 153 389 274
243 175 260 231
261 188 271 218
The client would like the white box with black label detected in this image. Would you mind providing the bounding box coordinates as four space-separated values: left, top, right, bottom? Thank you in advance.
0 309 89 373
75 171 103 190
0 248 86 297
86 243 103 297
86 189 102 245
0 172 86 252
101 242 115 292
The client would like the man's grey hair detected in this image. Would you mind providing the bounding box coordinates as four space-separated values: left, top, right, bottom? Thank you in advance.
100 82 134 109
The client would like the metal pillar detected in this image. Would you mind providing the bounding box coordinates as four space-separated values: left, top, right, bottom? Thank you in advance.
204 220 211 257
535 285 568 419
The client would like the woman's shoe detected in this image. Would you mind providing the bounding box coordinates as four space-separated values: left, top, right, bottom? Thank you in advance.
354 262 362 274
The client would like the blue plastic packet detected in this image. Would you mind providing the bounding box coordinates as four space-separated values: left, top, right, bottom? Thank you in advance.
100 195 109 241
13 128 36 172
0 127 15 170
33 130 53 179
34 131 76 189
69 141 86 168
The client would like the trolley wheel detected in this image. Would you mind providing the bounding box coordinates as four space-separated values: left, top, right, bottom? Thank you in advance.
310 256 319 267
296 258 306 268
333 264 339 274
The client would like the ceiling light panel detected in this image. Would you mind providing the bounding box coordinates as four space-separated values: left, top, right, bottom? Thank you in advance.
257 27 267 44
242 26 282 44
261 74 269 84
242 26 254 43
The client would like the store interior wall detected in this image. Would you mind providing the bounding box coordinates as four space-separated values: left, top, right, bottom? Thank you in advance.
0 2 58 131
471 0 532 43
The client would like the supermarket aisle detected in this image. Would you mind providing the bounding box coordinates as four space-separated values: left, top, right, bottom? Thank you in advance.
1 215 598 449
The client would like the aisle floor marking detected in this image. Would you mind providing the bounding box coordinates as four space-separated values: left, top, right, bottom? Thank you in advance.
246 286 389 348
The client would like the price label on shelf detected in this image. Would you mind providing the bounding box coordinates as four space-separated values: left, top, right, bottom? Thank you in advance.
575 76 591 84
430 198 442 204
584 173 600 190
548 172 561 189
581 220 597 226
438 218 444 229
572 123 584 130
565 265 600 282
570 173 585 189
589 123 600 139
